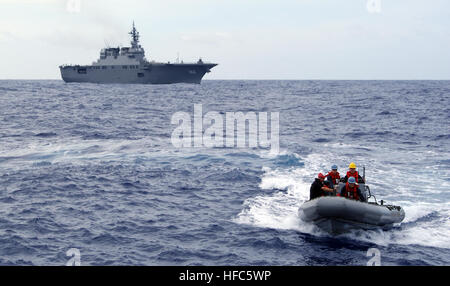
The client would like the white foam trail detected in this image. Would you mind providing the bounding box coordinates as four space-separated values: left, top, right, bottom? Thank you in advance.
0 136 170 167
234 154 325 235
393 203 450 248
335 202 450 249
257 148 291 159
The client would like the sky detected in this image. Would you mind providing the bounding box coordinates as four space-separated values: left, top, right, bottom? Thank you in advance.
0 0 449 80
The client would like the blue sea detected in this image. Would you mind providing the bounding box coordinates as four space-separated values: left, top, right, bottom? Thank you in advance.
0 80 449 265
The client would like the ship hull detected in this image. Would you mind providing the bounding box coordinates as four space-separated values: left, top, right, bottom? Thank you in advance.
298 196 405 234
60 63 217 84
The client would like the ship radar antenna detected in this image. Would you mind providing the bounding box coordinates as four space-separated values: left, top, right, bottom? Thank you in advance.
129 21 140 48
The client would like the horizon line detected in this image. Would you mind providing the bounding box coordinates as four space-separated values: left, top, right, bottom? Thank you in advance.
1 78 450 81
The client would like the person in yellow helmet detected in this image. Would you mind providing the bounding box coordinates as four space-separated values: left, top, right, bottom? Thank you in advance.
341 162 365 183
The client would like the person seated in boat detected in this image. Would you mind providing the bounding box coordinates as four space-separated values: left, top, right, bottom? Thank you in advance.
339 177 364 201
310 173 334 200
341 162 365 183
323 177 336 196
326 164 340 189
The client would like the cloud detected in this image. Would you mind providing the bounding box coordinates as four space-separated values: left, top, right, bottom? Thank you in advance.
0 0 449 79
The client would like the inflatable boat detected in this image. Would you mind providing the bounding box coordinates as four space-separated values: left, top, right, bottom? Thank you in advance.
298 183 405 234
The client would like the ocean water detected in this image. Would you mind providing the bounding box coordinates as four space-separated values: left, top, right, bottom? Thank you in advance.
0 80 449 266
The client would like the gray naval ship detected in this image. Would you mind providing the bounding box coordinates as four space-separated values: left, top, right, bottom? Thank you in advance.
60 23 217 84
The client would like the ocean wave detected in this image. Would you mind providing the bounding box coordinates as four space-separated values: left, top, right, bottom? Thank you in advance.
0 80 448 265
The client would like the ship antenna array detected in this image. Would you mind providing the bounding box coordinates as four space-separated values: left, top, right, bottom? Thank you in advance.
129 21 140 46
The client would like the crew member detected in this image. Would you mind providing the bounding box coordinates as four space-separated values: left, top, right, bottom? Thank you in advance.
341 162 365 183
339 176 364 201
326 165 340 188
310 173 334 200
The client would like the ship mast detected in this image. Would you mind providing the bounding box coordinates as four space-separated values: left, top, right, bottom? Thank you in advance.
129 21 140 48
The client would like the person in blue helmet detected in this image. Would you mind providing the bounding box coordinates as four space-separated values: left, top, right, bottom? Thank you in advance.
326 164 340 189
339 176 364 201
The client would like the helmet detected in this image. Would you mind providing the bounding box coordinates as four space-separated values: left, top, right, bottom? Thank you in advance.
348 177 356 184
349 162 357 169
331 165 338 170
318 173 325 179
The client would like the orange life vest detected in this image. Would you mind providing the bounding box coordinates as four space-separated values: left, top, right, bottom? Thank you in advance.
342 182 359 201
327 171 340 185
346 171 359 181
